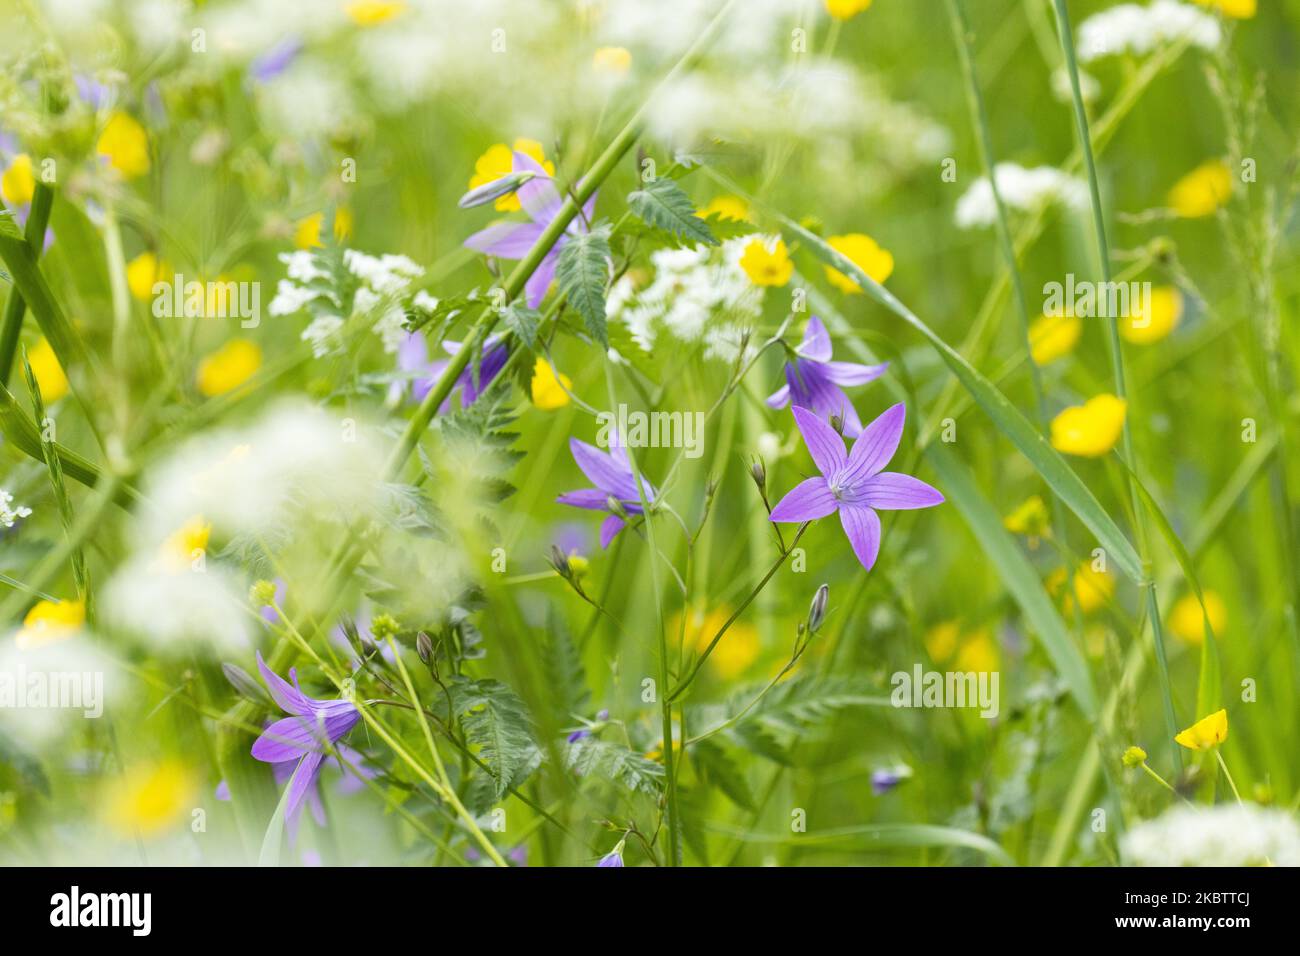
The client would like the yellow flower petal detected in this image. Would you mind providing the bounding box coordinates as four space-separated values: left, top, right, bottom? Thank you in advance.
531 357 573 409
1047 562 1114 615
1120 285 1183 344
1194 0 1255 17
344 0 407 26
16 598 85 649
1174 708 1228 751
106 761 197 837
1168 160 1233 218
739 236 793 287
1 153 36 206
593 46 632 75
953 629 998 673
824 232 893 293
1050 394 1126 458
25 336 68 404
1004 494 1050 539
671 606 760 679
157 516 212 572
468 140 555 213
1029 311 1082 365
700 195 749 223
196 339 262 396
294 209 353 250
96 111 150 179
826 0 873 20
126 251 171 302
1169 590 1227 645
924 620 960 662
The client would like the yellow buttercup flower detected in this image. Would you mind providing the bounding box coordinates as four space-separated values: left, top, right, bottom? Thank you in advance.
126 251 170 301
1168 160 1232 218
1194 0 1255 17
824 233 893 293
1004 495 1050 542
1120 286 1183 344
530 357 573 410
1029 311 1081 365
1169 590 1227 645
826 0 873 20
592 46 632 75
953 629 998 673
96 111 150 179
25 337 68 404
196 339 262 397
672 606 760 680
294 208 353 250
1175 708 1228 751
739 237 793 287
700 195 750 223
158 516 212 572
924 620 959 662
1047 562 1113 615
344 0 407 26
16 599 85 650
1 153 35 206
1050 394 1126 458
106 761 197 837
469 139 555 213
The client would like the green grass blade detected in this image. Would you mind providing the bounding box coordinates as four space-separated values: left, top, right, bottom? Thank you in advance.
0 184 54 386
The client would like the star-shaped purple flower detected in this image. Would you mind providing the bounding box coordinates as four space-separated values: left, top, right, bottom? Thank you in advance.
463 150 596 308
391 331 508 407
250 652 363 829
766 317 888 438
556 435 655 548
769 404 943 571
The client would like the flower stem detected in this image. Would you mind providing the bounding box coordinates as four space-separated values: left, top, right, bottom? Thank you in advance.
0 183 52 386
1215 750 1243 805
1052 0 1181 772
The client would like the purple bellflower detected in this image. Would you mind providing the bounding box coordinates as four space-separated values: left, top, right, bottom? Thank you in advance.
766 317 888 438
250 652 363 831
391 331 509 407
248 37 302 86
463 149 595 308
597 841 626 867
557 434 655 548
769 404 943 571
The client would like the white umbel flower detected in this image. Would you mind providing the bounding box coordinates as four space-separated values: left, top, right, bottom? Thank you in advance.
1122 804 1300 866
1077 1 1221 63
954 163 1089 229
1 489 32 528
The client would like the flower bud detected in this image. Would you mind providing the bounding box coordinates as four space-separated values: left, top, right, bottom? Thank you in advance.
416 631 433 664
457 171 535 209
749 456 766 494
807 584 829 633
249 579 277 608
222 662 270 705
547 544 570 578
1121 745 1147 768
370 613 401 642
605 496 628 520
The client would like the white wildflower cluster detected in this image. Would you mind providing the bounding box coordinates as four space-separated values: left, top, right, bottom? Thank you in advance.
606 237 762 363
102 403 388 653
1122 803 1300 867
1 489 32 528
954 163 1089 230
269 249 431 358
1077 1 1221 63
648 60 950 168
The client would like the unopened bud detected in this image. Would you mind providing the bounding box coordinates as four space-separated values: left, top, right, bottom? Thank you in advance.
416 631 433 664
807 584 829 633
1121 745 1147 768
457 171 535 209
749 456 766 493
222 662 270 705
548 544 570 577
370 613 401 642
249 579 277 608
606 496 629 520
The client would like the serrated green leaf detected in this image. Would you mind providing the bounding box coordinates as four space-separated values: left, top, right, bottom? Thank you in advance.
691 738 754 810
627 177 718 247
445 677 542 800
555 224 611 347
540 607 590 729
565 737 664 795
501 302 541 349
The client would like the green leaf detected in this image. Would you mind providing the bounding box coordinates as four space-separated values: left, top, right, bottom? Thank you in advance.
500 301 541 349
257 779 294 866
444 677 542 800
786 218 1143 584
627 177 718 247
0 209 22 240
712 822 1015 866
565 737 664 795
691 739 754 809
555 223 612 347
540 607 590 729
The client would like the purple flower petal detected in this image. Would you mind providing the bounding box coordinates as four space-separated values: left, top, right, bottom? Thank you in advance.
765 383 791 409
284 751 324 823
257 651 312 716
839 505 882 571
557 488 609 510
769 476 838 522
842 402 906 485
862 472 945 510
252 716 321 762
570 438 637 499
514 152 563 224
791 406 847 476
525 248 559 308
215 780 231 801
464 220 546 258
599 513 625 548
798 317 833 362
822 360 889 387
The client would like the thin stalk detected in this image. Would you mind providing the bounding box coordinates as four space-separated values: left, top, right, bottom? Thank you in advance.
1052 0 1181 771
0 183 53 385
